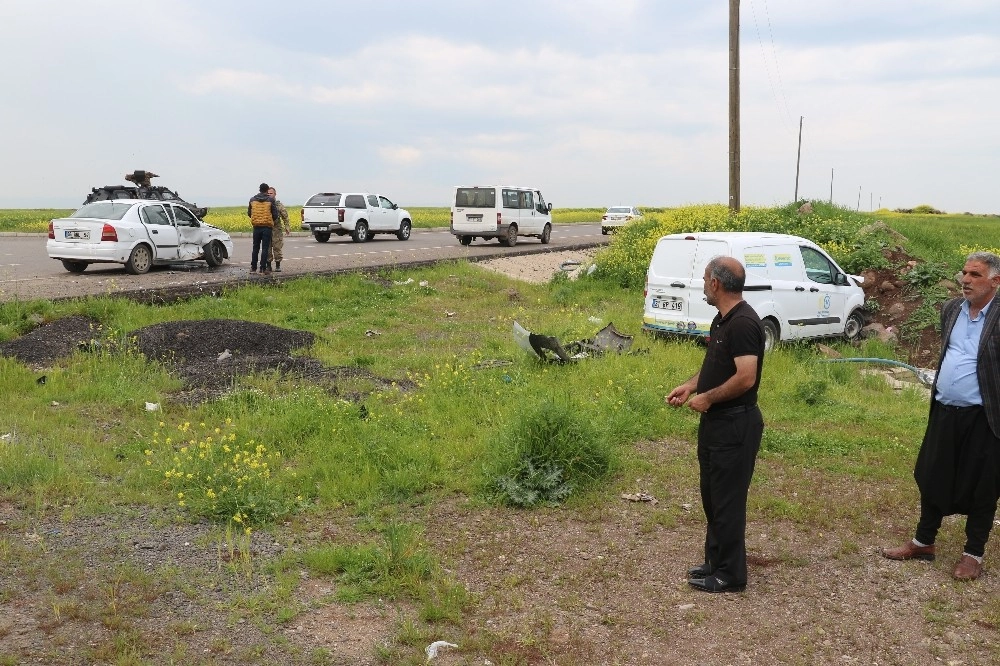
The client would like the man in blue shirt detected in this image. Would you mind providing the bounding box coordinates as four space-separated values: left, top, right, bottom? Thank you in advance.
882 251 1000 580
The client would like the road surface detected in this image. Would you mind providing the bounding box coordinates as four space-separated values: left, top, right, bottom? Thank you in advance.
0 225 608 302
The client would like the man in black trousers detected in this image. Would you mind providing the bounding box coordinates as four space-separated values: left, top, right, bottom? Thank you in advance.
247 182 277 275
666 255 765 593
882 251 1000 581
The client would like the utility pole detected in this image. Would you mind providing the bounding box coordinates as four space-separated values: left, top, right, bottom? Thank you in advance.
829 168 834 204
729 0 740 213
856 186 862 211
793 116 803 202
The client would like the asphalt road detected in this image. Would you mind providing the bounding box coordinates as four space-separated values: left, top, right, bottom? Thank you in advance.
0 224 608 302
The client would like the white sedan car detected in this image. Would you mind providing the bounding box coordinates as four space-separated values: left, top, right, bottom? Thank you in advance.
601 205 643 235
47 200 234 274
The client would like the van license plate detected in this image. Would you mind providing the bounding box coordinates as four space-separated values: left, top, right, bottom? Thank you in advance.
652 298 682 311
65 230 90 240
313 226 328 232
467 215 482 222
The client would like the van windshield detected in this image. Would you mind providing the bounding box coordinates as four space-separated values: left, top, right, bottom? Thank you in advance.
455 188 496 208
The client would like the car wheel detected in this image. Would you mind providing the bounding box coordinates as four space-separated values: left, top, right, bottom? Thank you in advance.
396 220 412 241
352 221 369 243
602 227 609 235
61 259 88 273
844 309 866 341
459 235 473 246
540 223 552 245
314 232 331 243
762 318 779 352
500 224 518 247
124 244 153 275
204 240 225 267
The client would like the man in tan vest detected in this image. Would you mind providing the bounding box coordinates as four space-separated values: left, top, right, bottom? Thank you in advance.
267 186 291 272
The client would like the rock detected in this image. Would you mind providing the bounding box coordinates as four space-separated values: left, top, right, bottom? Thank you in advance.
893 280 904 288
816 344 842 358
879 281 897 294
887 303 906 318
798 202 813 214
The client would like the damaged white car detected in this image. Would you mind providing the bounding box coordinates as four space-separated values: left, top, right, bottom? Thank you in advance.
47 200 233 274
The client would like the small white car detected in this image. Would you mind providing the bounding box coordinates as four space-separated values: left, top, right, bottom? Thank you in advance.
601 206 642 235
47 200 234 274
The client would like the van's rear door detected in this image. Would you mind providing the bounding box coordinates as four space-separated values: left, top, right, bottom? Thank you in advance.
645 236 727 333
452 187 497 233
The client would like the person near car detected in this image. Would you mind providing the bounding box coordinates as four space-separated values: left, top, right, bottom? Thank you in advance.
881 251 1000 581
247 183 277 275
267 187 291 272
666 255 766 593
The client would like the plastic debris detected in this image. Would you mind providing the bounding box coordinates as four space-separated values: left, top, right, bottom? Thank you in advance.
145 402 160 412
364 329 382 337
394 278 414 285
419 280 429 287
217 349 232 361
0 433 11 442
445 311 456 317
425 640 458 661
513 320 635 363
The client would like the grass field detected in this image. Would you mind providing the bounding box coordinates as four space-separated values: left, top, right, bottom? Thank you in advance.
0 206 610 234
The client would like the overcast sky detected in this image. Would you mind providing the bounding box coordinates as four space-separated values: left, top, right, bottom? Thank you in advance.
2 1 997 213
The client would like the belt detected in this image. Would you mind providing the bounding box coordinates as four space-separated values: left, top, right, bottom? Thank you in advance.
705 404 757 417
935 401 982 412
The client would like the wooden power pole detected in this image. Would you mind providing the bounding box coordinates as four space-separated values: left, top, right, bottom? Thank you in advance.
729 0 740 213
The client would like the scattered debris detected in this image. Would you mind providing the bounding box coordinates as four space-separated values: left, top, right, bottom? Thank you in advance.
621 492 658 505
36 375 46 385
425 640 458 661
145 402 160 412
364 329 382 337
419 280 430 287
470 359 513 370
445 311 456 317
394 278 414 286
513 321 635 363
217 349 232 361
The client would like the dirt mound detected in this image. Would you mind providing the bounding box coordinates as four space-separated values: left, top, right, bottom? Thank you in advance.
0 315 100 368
131 319 315 364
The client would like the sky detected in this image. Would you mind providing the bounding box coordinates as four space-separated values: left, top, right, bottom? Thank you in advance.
1 0 997 213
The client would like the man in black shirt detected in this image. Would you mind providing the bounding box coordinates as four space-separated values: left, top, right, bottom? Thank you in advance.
666 256 766 592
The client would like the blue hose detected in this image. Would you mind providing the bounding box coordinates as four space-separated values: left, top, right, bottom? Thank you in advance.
820 357 935 386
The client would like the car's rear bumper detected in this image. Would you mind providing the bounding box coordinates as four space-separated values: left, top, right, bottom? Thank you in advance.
46 240 128 263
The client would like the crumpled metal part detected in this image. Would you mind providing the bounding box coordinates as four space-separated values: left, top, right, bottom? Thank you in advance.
513 321 634 363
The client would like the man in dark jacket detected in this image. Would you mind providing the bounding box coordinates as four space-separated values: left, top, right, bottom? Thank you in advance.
882 251 1000 581
247 183 278 274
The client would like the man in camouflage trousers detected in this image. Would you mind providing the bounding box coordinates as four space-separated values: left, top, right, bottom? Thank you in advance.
267 187 291 272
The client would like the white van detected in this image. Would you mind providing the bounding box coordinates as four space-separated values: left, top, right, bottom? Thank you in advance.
643 232 867 350
450 186 553 246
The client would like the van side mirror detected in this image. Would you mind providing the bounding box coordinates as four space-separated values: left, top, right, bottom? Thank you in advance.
547 203 553 212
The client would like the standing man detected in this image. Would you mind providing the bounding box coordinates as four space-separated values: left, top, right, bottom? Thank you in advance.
882 251 1000 581
666 256 765 593
247 183 277 275
267 186 291 272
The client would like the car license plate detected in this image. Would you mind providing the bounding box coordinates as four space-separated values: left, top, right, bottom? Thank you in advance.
652 298 682 311
65 230 90 240
313 226 328 232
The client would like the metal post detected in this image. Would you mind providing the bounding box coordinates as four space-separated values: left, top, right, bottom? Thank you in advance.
829 168 833 204
729 0 740 213
794 116 803 202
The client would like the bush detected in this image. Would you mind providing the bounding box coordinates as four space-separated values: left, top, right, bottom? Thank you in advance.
484 395 614 507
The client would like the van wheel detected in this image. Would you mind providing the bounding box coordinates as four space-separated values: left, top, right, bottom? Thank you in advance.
314 232 331 243
844 310 865 341
500 224 518 247
762 318 779 352
602 227 609 235
459 235 473 246
540 224 551 244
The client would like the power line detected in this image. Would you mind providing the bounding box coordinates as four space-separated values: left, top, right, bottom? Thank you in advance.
762 0 794 124
749 0 794 131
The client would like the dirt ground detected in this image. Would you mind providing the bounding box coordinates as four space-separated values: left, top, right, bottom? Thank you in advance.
1 250 993 665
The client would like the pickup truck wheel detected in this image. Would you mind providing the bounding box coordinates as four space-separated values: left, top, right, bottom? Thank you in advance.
762 318 779 352
500 224 518 247
124 244 153 275
396 220 412 241
314 232 331 243
61 260 89 273
459 235 473 246
204 240 225 267
540 223 552 244
352 221 369 243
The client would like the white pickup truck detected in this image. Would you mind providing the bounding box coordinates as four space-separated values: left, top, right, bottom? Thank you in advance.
300 192 412 243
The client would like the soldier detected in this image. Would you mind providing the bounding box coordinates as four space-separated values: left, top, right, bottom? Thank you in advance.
267 187 291 272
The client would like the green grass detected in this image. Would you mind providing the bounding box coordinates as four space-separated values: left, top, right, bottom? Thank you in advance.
875 210 1000 268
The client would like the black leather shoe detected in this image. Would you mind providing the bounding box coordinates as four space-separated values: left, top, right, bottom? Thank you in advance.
688 575 746 593
688 563 712 577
